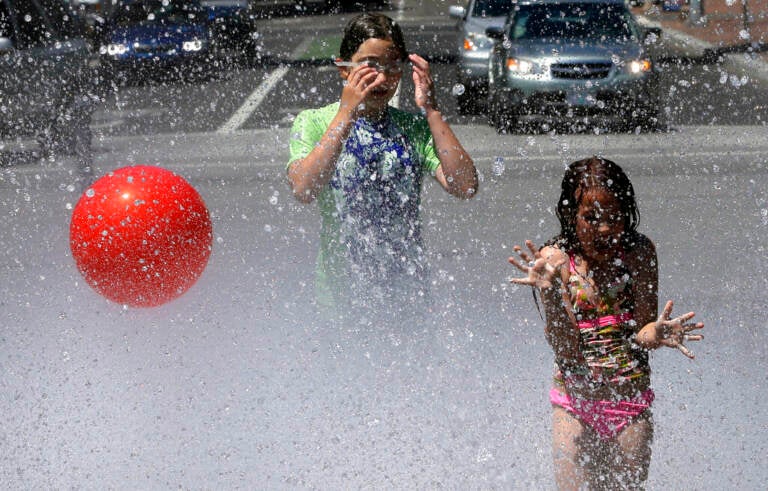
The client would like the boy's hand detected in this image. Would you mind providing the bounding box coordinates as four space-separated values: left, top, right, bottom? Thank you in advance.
339 63 384 118
409 53 437 112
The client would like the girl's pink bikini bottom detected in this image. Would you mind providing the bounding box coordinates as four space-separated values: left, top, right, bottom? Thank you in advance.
550 388 654 440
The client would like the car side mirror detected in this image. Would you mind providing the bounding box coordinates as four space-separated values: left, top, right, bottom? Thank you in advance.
0 36 13 53
642 26 662 43
449 5 466 19
486 26 505 41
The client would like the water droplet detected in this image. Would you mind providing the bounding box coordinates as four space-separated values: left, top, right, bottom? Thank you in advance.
451 83 465 96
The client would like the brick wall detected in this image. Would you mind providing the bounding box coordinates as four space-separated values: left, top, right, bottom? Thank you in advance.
701 0 768 44
702 0 767 17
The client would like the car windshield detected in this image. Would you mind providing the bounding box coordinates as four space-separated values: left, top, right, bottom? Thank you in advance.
111 0 203 26
511 3 637 41
471 0 512 17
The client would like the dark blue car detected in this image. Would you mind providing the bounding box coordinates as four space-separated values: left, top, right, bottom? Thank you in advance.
98 0 214 81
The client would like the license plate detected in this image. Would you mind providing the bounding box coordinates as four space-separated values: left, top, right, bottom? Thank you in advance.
566 92 596 106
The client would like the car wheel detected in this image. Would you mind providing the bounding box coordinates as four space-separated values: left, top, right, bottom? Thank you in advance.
294 0 311 13
627 103 667 133
456 82 488 116
649 105 669 132
487 96 518 134
456 91 477 116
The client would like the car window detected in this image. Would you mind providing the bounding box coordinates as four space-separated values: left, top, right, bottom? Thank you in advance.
472 0 511 17
9 0 55 48
512 3 637 41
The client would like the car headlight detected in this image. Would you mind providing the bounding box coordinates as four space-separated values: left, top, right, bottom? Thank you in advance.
628 59 652 74
100 43 128 56
182 40 204 52
506 57 544 75
462 33 490 51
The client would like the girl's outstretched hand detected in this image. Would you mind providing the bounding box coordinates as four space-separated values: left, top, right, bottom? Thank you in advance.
508 240 566 290
409 53 437 111
654 300 704 359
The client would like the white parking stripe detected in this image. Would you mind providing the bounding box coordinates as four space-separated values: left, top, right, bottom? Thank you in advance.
217 66 290 133
217 37 314 134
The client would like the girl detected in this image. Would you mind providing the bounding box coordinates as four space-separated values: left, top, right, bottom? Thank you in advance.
508 157 703 489
287 13 477 320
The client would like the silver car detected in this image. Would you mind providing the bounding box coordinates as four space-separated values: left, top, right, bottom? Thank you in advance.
449 0 513 114
485 0 663 132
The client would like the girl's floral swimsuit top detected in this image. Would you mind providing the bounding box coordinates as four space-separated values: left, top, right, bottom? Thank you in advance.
555 251 650 389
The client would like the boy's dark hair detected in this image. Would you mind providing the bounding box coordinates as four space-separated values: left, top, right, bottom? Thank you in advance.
552 156 641 251
339 13 408 61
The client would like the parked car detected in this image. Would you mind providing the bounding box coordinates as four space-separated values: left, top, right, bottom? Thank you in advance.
201 0 262 63
0 0 97 159
97 0 215 82
485 0 663 132
448 0 514 114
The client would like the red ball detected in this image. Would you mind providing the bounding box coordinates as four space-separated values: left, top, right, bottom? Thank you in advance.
70 165 213 307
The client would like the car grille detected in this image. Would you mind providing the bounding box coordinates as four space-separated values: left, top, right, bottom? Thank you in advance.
551 63 612 80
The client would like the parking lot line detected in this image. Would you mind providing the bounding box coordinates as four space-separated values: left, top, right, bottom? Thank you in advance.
217 37 314 134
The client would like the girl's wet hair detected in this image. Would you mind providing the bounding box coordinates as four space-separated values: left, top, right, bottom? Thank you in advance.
339 13 408 61
552 156 640 250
